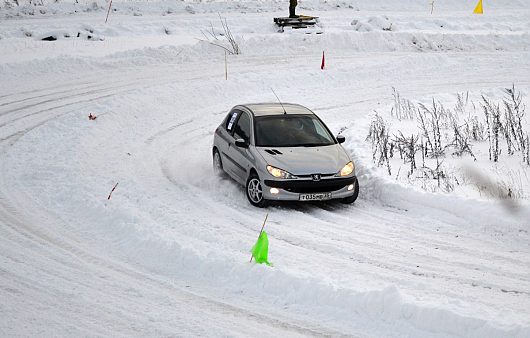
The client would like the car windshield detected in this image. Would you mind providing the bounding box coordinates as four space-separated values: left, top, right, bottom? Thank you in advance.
255 114 336 147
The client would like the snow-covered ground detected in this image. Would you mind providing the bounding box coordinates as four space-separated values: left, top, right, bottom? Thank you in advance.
1 1 529 337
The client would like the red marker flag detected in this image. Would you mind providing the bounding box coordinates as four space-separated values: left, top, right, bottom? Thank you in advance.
321 51 325 70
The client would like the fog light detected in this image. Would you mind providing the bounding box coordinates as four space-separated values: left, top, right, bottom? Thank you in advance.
347 184 354 191
270 188 280 194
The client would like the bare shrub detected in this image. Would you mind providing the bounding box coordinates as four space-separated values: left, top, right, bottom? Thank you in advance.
418 99 445 157
417 109 434 156
454 92 470 116
367 113 392 175
454 92 485 142
447 116 477 161
523 133 530 166
503 85 525 146
502 85 527 162
481 96 502 162
465 115 485 142
391 87 416 120
417 158 455 192
393 132 419 176
200 14 241 55
369 86 529 198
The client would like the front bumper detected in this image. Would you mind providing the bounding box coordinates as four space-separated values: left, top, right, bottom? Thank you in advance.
262 176 357 201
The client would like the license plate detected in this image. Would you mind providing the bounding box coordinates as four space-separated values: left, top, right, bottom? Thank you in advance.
299 192 332 201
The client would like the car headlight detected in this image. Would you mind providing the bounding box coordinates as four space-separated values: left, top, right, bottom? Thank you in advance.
339 162 354 177
267 165 296 179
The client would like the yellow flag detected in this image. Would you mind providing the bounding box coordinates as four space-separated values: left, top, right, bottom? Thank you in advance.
473 0 483 14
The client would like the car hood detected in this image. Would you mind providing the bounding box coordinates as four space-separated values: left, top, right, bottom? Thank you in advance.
257 144 351 176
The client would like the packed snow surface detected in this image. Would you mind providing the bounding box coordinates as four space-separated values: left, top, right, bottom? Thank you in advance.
1 1 529 337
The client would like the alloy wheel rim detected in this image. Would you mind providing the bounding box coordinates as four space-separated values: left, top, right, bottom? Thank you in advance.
248 178 263 203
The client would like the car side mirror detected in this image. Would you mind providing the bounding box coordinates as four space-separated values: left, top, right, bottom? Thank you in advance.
336 135 346 144
235 138 249 148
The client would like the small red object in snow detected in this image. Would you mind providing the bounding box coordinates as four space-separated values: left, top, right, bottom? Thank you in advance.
88 113 97 120
320 51 325 70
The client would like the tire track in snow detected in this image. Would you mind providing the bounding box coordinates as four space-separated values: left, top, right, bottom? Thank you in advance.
149 67 530 270
2 46 530 335
138 58 530 331
0 184 353 337
0 58 359 337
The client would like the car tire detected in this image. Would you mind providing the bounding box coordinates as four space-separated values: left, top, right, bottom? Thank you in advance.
213 149 224 176
246 172 268 208
341 177 359 204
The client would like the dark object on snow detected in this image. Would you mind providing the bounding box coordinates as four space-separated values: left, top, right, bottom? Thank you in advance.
289 0 298 18
41 35 57 41
274 15 319 32
107 182 119 200
88 113 97 120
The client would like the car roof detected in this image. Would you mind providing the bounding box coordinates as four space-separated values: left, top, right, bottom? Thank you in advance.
238 103 315 117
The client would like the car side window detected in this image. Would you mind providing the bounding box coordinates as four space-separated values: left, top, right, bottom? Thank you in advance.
225 110 240 132
233 112 251 143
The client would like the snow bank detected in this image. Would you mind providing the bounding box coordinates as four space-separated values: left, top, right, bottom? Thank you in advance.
344 87 530 234
1 0 528 19
98 219 530 337
1 9 528 80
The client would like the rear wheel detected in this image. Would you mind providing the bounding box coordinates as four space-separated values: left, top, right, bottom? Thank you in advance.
246 173 268 208
341 177 359 204
213 149 224 176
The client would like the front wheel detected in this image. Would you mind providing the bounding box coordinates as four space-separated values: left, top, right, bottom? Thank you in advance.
246 173 268 208
341 177 359 204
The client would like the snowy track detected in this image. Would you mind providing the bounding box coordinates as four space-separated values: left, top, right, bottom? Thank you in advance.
0 65 346 337
1 4 530 337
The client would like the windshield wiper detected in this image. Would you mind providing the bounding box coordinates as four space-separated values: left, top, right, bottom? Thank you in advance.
259 143 331 147
301 143 329 147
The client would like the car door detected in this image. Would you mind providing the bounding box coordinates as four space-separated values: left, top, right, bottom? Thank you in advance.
226 111 253 184
218 109 241 178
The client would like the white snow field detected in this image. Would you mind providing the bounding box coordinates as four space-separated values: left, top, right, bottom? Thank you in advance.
1 0 529 337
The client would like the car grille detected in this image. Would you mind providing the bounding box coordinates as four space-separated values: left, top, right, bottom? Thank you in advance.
264 177 356 194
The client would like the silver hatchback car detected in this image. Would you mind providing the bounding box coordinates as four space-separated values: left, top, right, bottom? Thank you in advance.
212 103 359 207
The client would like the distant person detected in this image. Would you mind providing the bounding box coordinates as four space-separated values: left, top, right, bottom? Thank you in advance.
289 0 298 18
